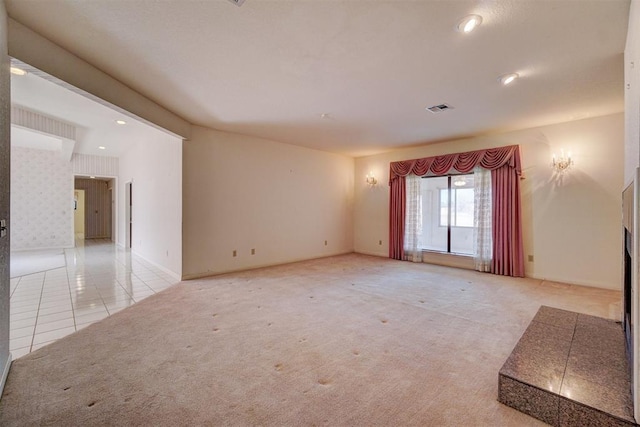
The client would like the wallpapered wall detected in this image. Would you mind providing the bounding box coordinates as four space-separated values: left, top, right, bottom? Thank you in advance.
11 147 73 250
11 148 119 251
72 153 118 177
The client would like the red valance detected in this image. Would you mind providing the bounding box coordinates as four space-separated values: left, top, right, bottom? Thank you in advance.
389 145 522 183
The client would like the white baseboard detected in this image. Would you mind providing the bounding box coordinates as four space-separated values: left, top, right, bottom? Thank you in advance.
354 250 387 258
525 273 619 291
0 353 12 400
107 243 181 281
131 250 181 282
11 245 71 252
182 250 354 281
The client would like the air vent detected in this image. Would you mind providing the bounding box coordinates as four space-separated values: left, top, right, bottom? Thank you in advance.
227 0 246 6
426 104 454 114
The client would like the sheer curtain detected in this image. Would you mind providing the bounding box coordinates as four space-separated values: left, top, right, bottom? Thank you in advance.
473 166 492 272
403 174 422 262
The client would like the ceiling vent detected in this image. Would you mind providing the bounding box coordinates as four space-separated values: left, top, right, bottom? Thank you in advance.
227 0 246 6
426 104 454 114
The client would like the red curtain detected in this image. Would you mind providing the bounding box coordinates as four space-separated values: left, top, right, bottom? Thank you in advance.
388 145 524 277
492 164 524 276
389 176 406 260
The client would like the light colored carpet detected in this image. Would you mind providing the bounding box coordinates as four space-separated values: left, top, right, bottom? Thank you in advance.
0 254 620 425
10 249 66 278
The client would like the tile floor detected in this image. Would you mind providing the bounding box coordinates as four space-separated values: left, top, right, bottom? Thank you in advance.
9 239 179 359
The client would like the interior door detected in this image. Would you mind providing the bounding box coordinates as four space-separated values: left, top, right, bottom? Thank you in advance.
74 189 85 240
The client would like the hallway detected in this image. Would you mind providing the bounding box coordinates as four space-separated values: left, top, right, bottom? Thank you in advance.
9 239 179 358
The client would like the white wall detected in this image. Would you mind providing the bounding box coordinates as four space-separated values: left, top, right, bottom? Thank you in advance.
11 147 73 250
182 126 354 279
355 113 624 290
118 133 183 279
625 1 640 422
0 0 12 391
626 0 640 185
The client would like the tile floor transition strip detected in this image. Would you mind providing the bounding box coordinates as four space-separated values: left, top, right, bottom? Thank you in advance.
498 305 636 426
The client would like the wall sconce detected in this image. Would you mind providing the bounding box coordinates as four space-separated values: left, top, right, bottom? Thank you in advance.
366 172 377 186
552 150 573 173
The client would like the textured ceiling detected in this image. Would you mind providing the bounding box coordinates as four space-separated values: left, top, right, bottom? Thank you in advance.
5 0 630 157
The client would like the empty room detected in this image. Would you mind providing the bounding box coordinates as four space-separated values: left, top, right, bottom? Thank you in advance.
0 0 639 426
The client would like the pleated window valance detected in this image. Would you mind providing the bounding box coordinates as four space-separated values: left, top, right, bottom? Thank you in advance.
388 144 522 183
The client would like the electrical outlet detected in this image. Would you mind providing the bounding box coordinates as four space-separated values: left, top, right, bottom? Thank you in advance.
379 240 382 245
251 248 255 255
233 250 237 257
324 240 328 246
528 255 534 262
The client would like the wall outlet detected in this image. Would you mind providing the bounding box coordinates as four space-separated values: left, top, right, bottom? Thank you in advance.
324 240 327 246
251 248 255 255
233 250 237 257
379 240 382 245
528 255 534 262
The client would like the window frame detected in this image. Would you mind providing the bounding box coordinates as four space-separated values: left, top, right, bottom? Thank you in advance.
423 173 475 254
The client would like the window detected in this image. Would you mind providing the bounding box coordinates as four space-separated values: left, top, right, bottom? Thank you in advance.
420 174 475 255
439 187 474 227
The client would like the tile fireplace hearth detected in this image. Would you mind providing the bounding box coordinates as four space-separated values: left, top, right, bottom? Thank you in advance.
498 306 635 426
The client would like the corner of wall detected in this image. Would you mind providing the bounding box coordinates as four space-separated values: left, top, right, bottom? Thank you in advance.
0 0 12 398
0 353 11 399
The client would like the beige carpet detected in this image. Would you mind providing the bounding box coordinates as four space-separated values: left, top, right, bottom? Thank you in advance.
0 254 620 426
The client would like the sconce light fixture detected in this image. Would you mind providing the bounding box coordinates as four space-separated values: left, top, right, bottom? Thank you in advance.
366 172 377 186
552 150 573 173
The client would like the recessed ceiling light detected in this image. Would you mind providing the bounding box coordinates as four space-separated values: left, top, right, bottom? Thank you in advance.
453 177 466 187
98 146 106 150
10 67 27 76
115 120 126 125
456 15 482 33
499 73 519 86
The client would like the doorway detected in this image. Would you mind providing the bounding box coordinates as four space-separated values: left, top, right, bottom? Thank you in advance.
74 189 85 240
125 182 132 249
74 177 116 244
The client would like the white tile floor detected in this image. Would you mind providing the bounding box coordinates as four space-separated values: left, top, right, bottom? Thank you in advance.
9 239 179 359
